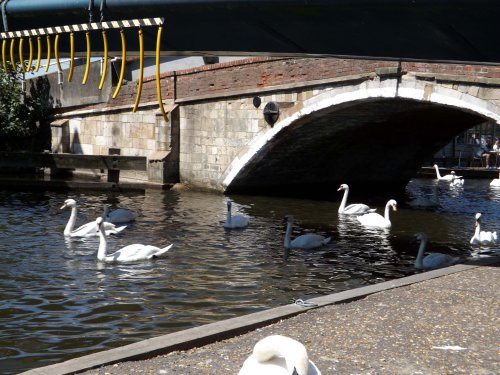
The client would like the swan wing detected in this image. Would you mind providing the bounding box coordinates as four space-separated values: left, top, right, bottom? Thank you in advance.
291 234 330 249
343 203 375 214
67 221 97 237
357 212 390 228
106 243 172 262
224 215 249 229
423 253 459 269
107 209 139 223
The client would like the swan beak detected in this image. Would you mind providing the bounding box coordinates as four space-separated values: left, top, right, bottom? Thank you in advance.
60 203 67 210
392 205 397 211
337 186 342 191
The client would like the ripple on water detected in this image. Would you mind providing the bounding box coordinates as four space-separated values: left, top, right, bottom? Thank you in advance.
0 181 498 374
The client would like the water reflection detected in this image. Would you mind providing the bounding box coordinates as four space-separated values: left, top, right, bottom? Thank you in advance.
0 179 498 374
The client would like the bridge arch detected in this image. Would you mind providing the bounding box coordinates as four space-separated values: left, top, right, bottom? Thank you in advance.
222 77 500 197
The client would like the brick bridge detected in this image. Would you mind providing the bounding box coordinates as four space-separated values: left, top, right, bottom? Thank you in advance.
45 57 500 197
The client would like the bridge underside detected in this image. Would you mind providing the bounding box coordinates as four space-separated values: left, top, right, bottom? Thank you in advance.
226 99 484 200
3 1 500 64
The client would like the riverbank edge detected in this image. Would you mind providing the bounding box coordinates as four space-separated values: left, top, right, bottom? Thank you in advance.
20 255 499 375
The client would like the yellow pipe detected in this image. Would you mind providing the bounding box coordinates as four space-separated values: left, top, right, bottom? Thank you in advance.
27 37 33 71
54 34 62 72
34 36 42 72
112 29 126 99
44 35 51 72
9 38 16 73
67 32 74 81
155 26 169 122
98 30 108 90
19 38 27 72
2 39 7 73
82 31 91 85
132 29 144 112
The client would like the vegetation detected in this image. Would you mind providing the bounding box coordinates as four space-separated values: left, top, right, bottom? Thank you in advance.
0 65 49 151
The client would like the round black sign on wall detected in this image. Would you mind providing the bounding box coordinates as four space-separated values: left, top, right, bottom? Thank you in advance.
263 102 279 126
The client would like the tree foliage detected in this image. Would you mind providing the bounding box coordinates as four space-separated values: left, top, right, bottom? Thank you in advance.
0 65 48 151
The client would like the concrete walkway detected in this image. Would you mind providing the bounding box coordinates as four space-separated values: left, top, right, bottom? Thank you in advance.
23 257 499 375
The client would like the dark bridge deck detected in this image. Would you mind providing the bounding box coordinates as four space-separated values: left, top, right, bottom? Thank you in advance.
3 0 500 64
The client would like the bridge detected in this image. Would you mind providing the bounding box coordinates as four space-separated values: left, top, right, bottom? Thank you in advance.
38 56 499 198
2 1 500 198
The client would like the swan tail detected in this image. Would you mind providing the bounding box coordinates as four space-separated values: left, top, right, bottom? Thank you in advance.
151 243 173 259
322 237 332 245
108 225 127 234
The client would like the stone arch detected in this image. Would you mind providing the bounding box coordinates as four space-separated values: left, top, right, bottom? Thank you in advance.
222 78 500 196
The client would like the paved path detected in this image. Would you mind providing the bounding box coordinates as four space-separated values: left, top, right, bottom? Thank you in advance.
24 258 499 375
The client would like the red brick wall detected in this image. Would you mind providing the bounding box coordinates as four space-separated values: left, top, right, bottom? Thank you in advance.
76 57 500 112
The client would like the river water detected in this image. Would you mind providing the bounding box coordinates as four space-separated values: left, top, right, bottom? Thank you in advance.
1 178 498 374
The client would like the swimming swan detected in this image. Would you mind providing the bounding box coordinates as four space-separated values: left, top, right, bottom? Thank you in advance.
433 164 462 181
357 199 397 229
337 183 376 214
490 173 500 187
284 215 331 250
413 232 460 270
102 204 138 224
238 335 322 375
223 201 249 229
470 213 497 246
61 199 126 237
96 217 172 262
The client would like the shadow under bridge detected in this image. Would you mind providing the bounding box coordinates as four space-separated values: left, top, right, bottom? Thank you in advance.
225 98 485 200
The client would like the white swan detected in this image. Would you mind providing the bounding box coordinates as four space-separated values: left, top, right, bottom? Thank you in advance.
433 164 462 181
223 201 249 229
284 215 331 250
96 217 172 262
357 199 397 229
238 335 321 375
490 173 500 187
470 213 497 246
102 204 139 224
413 233 460 270
61 199 126 237
337 184 376 214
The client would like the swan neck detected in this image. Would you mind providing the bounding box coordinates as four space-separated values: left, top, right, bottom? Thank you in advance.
102 205 109 220
384 202 391 220
338 187 348 213
415 238 427 269
434 165 442 179
64 206 77 235
97 226 107 261
225 205 231 225
284 220 293 248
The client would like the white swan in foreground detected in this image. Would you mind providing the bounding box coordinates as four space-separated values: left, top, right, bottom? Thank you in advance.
96 217 172 262
470 213 497 246
433 164 462 181
223 201 249 229
337 183 376 214
238 335 321 375
413 233 460 270
357 199 397 229
61 199 126 237
490 173 500 187
102 204 138 224
284 215 331 250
